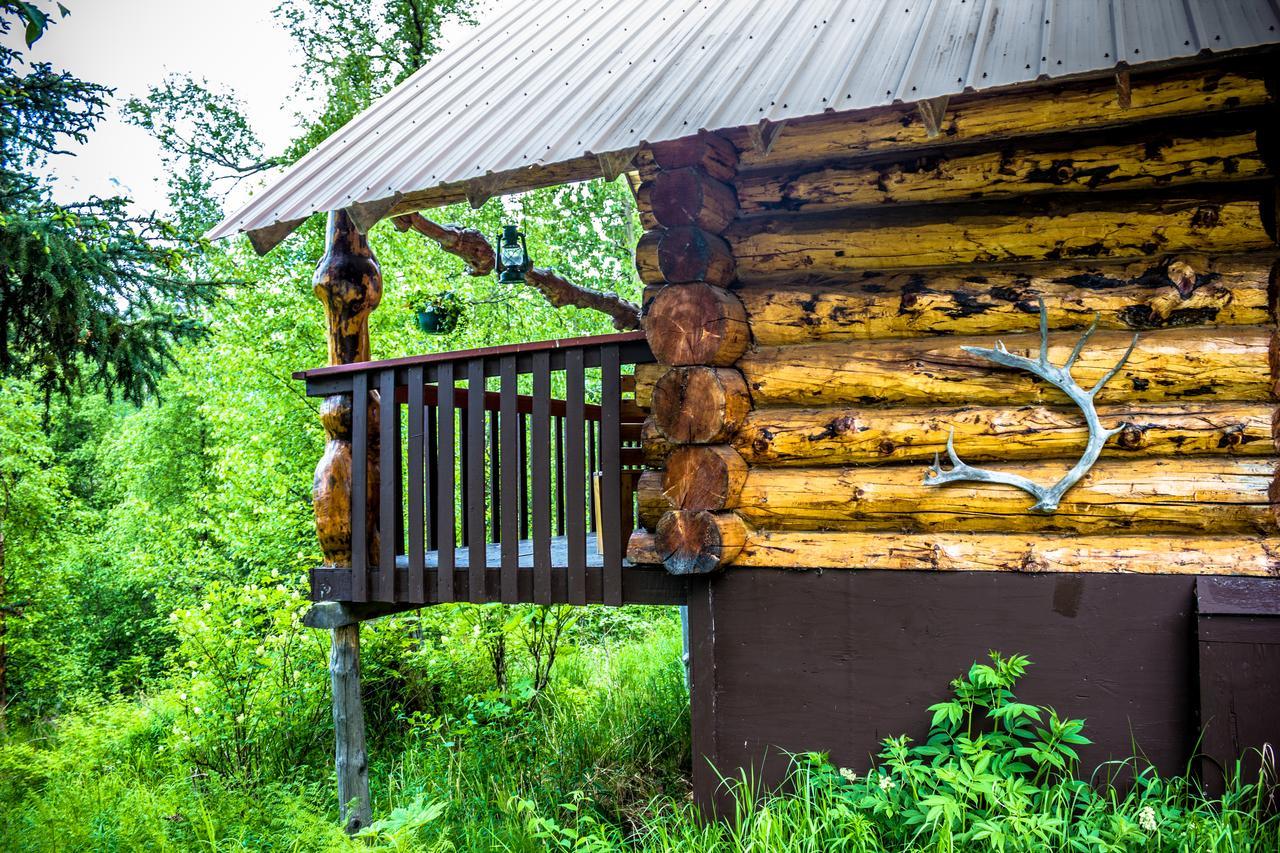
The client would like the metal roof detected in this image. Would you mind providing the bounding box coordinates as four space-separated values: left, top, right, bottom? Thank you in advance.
210 0 1280 250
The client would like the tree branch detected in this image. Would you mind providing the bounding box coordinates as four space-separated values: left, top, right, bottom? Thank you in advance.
391 212 641 330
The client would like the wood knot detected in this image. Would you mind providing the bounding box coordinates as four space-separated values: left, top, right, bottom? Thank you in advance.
877 438 896 455
1115 423 1145 450
1189 205 1221 230
1052 161 1076 183
1164 260 1199 297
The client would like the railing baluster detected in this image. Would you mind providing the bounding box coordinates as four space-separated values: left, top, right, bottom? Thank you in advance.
519 412 530 539
600 345 622 605
378 370 398 602
532 351 552 605
587 419 597 533
407 366 425 604
467 359 487 601
499 356 519 602
459 406 469 548
554 415 565 536
436 363 455 603
565 349 587 605
426 403 438 551
351 374 368 603
489 408 501 543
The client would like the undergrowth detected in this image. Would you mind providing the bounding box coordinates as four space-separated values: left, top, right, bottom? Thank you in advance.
2 632 1275 851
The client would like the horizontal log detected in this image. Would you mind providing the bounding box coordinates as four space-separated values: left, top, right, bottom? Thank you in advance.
726 456 1279 535
737 131 1268 214
652 366 752 444
626 529 664 565
642 417 675 467
740 325 1273 407
654 510 748 575
735 401 1276 467
650 168 739 232
662 445 748 511
637 470 670 530
634 362 666 409
733 530 1280 576
739 254 1279 346
729 195 1275 276
643 282 749 366
726 67 1273 171
634 226 736 287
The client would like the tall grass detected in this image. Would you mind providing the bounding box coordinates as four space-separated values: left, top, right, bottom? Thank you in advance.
2 621 1276 852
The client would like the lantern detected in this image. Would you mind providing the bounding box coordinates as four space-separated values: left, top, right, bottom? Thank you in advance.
495 224 531 284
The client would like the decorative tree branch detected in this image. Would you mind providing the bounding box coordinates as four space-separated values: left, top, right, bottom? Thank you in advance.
392 212 494 276
924 300 1139 512
522 267 641 331
391 212 642 330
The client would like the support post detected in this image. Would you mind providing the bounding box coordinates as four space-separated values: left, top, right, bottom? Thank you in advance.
330 623 371 834
311 209 381 832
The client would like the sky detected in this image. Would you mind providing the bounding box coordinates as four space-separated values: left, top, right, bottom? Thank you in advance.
14 0 497 215
20 0 303 213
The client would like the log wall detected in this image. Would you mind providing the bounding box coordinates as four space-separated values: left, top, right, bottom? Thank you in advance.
628 57 1280 577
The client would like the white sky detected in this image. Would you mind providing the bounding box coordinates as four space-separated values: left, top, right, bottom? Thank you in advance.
14 0 496 214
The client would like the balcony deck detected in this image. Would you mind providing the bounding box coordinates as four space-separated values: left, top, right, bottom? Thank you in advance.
299 332 681 608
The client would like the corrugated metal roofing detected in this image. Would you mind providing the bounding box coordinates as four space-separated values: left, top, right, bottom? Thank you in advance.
209 0 1280 248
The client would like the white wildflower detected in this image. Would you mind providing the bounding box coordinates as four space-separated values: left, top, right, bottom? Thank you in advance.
236 713 246 724
839 767 858 784
192 706 202 716
202 601 211 611
233 618 242 627
1138 805 1157 832
178 692 187 701
877 773 896 792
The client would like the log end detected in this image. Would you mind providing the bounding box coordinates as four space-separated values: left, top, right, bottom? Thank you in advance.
662 444 748 511
655 510 748 575
627 529 663 565
652 366 752 444
643 282 750 366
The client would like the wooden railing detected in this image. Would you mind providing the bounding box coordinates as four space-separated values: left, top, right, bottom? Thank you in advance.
297 331 683 607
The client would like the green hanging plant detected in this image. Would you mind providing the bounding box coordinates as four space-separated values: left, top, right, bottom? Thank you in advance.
404 287 464 335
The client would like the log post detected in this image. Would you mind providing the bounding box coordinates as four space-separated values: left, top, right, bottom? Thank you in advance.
330 623 371 834
311 209 380 833
629 134 753 573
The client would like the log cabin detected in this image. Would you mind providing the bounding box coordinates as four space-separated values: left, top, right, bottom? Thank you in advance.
208 0 1280 828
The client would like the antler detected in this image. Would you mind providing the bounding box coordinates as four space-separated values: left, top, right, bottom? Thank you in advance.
924 300 1139 512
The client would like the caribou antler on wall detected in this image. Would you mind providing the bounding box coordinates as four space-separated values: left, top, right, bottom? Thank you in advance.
924 300 1139 512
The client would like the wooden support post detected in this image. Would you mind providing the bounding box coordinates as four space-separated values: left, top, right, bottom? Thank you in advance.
330 623 371 834
311 209 381 832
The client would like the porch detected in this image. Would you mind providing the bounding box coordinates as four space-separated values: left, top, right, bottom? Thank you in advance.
294 331 685 610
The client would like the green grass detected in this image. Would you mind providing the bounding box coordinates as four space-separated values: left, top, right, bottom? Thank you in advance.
2 622 1276 852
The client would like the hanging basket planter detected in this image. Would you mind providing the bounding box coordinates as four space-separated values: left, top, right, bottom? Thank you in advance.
406 289 463 335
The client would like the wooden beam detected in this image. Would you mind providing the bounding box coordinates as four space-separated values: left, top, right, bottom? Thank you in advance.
730 529 1280 575
726 66 1273 171
739 325 1273 407
736 253 1278 345
728 194 1275 276
735 401 1276 467
736 131 1268 215
723 456 1279 536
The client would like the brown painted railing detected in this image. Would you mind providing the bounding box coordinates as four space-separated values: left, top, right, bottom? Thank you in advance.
297 332 682 607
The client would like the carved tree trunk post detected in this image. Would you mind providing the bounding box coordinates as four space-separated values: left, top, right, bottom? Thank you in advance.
312 209 381 833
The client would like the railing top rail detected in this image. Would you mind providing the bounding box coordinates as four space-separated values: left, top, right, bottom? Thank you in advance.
292 331 648 382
